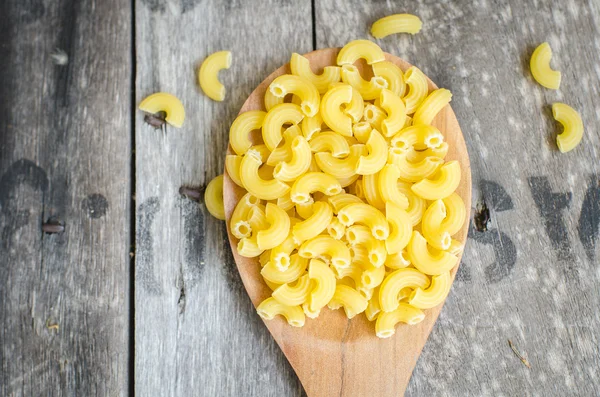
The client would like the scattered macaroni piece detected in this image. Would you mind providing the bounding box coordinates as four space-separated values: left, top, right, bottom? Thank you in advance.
204 175 225 220
552 102 583 153
530 42 561 90
139 92 185 128
199 50 232 101
371 14 423 38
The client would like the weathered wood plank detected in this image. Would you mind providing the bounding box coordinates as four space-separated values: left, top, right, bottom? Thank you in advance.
134 1 311 395
316 0 600 395
0 0 132 395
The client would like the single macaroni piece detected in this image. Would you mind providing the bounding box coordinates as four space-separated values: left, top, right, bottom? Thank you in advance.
327 217 346 239
264 89 284 111
384 250 411 269
249 144 271 162
267 125 300 166
205 175 225 220
411 160 461 200
341 64 388 100
530 42 561 90
333 261 363 288
385 202 412 255
397 181 426 226
403 66 429 114
295 200 314 220
336 40 385 65
199 50 232 102
256 203 291 250
354 253 386 289
270 232 299 271
441 193 466 236
356 130 388 175
301 113 323 140
230 193 261 239
391 124 444 152
421 199 452 250
380 89 407 137
293 201 334 242
372 61 405 98
309 131 351 158
378 164 409 209
320 84 359 136
375 303 425 338
328 193 364 214
371 14 423 38
337 203 390 240
272 274 312 306
553 102 584 153
408 143 449 163
298 235 351 268
262 103 305 151
413 88 452 126
379 268 430 312
315 144 366 180
225 155 243 187
352 121 372 144
290 172 342 204
388 150 444 183
408 271 452 309
261 254 308 284
407 231 457 276
329 82 365 123
363 172 386 210
257 297 305 327
307 259 337 312
363 104 387 131
290 52 342 94
237 205 270 257
240 151 290 200
327 284 369 319
139 92 185 128
346 225 387 268
365 287 381 321
229 110 267 155
269 74 320 117
273 136 312 182
448 239 464 256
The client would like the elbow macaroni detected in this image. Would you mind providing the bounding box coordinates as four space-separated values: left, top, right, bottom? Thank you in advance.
530 42 561 90
199 51 232 102
371 14 423 38
552 102 584 153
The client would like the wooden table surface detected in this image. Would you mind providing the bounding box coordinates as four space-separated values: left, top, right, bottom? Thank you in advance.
1 0 599 396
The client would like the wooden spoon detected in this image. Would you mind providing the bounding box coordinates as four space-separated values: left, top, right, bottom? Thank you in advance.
223 48 471 397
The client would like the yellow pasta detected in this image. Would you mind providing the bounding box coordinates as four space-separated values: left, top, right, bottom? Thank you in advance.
257 297 305 327
307 259 336 312
413 88 452 126
371 14 423 38
408 271 452 309
396 181 426 226
266 125 300 166
237 206 269 258
379 268 430 312
139 92 185 128
315 144 366 180
403 66 428 114
372 61 405 98
553 102 584 153
229 110 266 156
341 64 388 100
327 217 346 240
256 203 291 250
356 129 388 175
309 131 351 158
293 201 334 242
261 254 308 284
421 199 452 250
365 287 382 321
270 232 299 271
378 164 409 209
269 74 320 117
390 124 445 152
530 42 561 90
298 235 351 268
411 160 461 200
295 200 314 220
352 121 372 144
301 112 323 140
448 239 464 256
363 104 386 131
272 274 312 306
320 84 359 136
199 51 232 102
407 142 449 163
230 193 261 239
362 172 386 210
441 193 466 236
384 249 411 269
336 40 385 66
327 284 369 319
290 172 342 204
345 225 387 268
225 155 243 187
407 231 457 276
290 52 342 94
273 136 312 182
240 151 290 200
327 193 364 214
262 103 305 151
204 175 225 220
389 150 444 183
380 89 407 137
337 203 390 240
264 89 284 111
375 303 425 338
385 202 412 255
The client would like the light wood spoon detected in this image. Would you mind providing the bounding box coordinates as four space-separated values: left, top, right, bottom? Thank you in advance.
223 48 471 397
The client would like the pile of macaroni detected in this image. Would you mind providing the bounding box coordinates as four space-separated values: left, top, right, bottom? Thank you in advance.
224 40 465 338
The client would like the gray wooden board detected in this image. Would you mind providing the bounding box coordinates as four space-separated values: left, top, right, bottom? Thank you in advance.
134 0 311 395
0 0 132 396
315 0 600 395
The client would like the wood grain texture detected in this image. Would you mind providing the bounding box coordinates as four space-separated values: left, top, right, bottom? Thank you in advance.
316 0 600 395
222 48 471 397
0 0 132 395
134 0 311 395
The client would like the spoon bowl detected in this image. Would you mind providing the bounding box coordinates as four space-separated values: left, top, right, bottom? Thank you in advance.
223 48 471 396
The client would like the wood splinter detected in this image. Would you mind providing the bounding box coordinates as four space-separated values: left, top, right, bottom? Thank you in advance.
508 339 531 368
